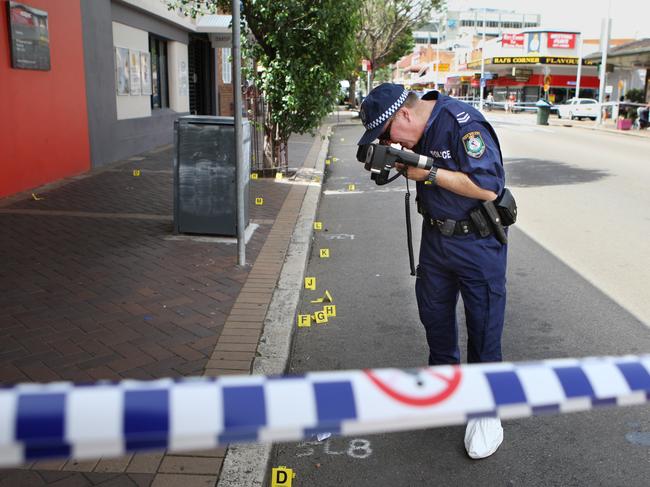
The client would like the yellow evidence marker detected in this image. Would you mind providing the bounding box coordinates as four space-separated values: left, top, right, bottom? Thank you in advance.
297 314 311 327
304 277 316 290
275 172 283 180
314 310 328 324
255 197 264 205
324 304 337 317
348 183 356 191
271 466 296 487
325 158 331 165
319 248 330 258
314 221 323 230
133 169 141 177
251 172 258 180
310 290 333 304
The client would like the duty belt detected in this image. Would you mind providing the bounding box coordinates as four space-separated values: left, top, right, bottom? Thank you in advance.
424 215 487 237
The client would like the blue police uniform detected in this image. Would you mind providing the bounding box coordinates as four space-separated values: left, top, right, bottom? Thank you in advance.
414 91 507 366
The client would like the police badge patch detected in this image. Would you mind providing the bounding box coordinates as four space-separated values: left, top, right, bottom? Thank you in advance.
461 131 486 158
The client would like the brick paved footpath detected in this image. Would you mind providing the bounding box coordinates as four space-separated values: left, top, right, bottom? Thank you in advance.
0 127 328 486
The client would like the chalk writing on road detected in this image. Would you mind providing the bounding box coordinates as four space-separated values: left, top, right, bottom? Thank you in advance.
295 438 373 460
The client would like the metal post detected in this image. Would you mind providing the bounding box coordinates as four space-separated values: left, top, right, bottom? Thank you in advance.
478 9 480 111
233 0 245 266
596 17 611 124
435 19 440 90
575 34 583 98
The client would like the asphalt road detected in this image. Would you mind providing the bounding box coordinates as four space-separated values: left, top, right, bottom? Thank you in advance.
270 119 650 486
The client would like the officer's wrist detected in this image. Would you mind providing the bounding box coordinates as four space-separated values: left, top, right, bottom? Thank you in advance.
427 166 438 185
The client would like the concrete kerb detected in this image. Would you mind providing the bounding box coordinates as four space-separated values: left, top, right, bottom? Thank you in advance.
216 125 333 487
549 119 650 139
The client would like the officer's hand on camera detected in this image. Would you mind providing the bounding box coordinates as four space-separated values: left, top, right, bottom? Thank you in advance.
395 163 430 182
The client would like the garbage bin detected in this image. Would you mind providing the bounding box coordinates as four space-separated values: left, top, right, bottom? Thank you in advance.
173 116 250 236
536 99 551 125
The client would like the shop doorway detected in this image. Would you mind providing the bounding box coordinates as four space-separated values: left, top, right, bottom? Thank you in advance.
188 34 215 115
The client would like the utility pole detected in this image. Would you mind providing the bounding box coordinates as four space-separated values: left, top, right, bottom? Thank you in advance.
478 8 480 111
596 16 611 124
233 0 245 265
575 34 583 98
435 17 440 90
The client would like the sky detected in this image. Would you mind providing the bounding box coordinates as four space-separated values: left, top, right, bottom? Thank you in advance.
448 0 650 40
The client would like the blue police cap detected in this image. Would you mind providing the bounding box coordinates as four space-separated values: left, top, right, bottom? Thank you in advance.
358 83 409 145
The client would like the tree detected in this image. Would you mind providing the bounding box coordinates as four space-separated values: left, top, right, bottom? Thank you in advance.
625 88 645 104
348 0 440 105
167 0 361 169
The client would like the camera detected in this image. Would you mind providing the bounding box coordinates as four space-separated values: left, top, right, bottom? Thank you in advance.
356 143 434 185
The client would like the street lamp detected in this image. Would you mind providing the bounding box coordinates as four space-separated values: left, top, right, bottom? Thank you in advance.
596 17 611 124
596 0 612 124
479 8 486 111
232 0 245 265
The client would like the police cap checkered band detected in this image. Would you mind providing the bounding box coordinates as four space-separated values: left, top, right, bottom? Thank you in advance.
358 83 410 145
364 89 408 130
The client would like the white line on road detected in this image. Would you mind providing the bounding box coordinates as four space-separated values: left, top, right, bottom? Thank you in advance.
324 187 405 196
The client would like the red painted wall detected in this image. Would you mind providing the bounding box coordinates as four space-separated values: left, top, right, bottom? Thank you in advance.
488 74 600 89
0 0 90 198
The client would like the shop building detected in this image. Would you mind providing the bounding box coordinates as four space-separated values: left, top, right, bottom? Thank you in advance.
585 38 650 103
1 0 91 198
463 30 600 104
1 0 234 199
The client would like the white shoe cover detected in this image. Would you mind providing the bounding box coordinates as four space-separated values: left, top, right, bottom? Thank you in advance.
464 417 503 459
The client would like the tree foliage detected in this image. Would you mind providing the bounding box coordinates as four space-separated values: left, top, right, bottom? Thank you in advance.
167 0 361 168
354 0 440 89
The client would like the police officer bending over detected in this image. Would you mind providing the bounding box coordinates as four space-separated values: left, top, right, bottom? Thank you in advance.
358 83 508 459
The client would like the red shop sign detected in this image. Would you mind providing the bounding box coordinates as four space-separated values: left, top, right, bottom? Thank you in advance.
502 33 524 47
547 32 576 49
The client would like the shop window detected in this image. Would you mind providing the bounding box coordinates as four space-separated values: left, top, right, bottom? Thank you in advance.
221 47 232 84
150 35 169 109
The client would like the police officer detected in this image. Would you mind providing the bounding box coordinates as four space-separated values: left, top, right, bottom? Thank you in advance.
358 83 507 459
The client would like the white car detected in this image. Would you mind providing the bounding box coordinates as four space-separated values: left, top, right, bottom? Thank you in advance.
556 98 599 121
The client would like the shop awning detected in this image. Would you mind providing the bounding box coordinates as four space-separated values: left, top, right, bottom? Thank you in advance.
584 38 650 69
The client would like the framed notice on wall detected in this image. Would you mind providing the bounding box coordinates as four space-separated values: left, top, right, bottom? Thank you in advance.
129 49 141 96
7 1 50 70
115 47 130 95
140 51 152 96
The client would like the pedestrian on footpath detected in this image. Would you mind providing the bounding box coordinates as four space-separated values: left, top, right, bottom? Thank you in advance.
357 83 508 459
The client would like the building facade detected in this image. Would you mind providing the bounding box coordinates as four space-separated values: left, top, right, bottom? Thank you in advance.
1 0 234 199
1 0 91 198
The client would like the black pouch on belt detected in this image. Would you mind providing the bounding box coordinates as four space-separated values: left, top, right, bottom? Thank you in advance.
495 188 517 226
469 207 492 238
481 200 508 245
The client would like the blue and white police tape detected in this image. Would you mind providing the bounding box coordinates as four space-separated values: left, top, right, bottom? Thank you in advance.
2 354 650 467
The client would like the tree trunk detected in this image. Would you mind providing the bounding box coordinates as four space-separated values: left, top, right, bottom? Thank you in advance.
348 77 357 108
262 123 276 173
262 120 288 174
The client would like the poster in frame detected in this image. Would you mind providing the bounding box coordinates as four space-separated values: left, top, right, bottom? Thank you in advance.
115 47 130 95
7 1 51 70
129 49 141 96
140 51 152 96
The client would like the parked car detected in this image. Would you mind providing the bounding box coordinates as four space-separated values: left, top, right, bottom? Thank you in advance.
556 98 599 120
